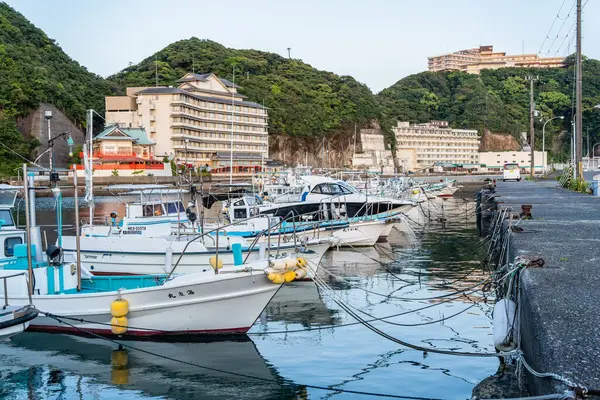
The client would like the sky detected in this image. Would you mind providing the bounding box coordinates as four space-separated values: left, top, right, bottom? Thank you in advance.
5 0 600 93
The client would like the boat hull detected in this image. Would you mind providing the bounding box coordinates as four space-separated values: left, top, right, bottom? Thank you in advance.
0 271 281 337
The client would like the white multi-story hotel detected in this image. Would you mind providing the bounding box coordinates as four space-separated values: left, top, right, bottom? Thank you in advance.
105 72 268 175
393 121 480 171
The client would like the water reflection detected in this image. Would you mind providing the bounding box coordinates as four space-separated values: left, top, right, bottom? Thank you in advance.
1 197 498 399
2 333 297 400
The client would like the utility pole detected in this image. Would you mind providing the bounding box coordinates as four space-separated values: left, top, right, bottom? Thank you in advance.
45 110 53 171
353 123 357 156
155 55 158 87
526 75 538 179
575 0 583 179
321 137 325 168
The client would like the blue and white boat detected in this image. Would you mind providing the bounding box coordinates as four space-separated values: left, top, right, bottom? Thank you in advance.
0 172 299 337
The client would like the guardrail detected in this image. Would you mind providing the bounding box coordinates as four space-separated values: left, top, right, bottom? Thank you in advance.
2 272 32 308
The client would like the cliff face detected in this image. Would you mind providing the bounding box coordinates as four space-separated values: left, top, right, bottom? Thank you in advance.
269 128 357 168
17 103 85 168
478 130 521 152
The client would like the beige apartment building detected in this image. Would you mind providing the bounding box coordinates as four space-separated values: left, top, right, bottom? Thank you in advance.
394 121 480 171
428 45 565 74
351 128 395 174
105 72 268 174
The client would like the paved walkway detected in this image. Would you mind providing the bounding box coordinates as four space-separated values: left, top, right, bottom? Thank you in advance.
494 180 600 394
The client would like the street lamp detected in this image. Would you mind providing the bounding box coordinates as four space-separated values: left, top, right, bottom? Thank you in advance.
592 105 600 169
184 138 190 178
542 116 564 173
593 143 600 171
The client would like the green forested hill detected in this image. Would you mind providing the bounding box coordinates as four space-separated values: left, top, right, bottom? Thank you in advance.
377 57 600 157
0 3 116 121
0 2 117 175
109 38 382 137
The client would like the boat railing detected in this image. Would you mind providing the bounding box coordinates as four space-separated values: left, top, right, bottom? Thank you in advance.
1 272 32 307
166 211 299 280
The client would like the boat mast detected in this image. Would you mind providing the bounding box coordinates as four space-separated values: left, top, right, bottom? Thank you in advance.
229 67 235 185
72 165 82 291
86 109 94 226
23 164 33 296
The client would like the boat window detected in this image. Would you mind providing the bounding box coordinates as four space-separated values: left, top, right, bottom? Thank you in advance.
0 210 14 226
234 208 247 219
4 236 22 257
166 201 184 214
328 184 343 194
143 205 164 217
337 181 358 194
234 199 245 207
246 196 262 206
311 184 323 194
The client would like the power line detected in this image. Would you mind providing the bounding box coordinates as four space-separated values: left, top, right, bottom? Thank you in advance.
538 0 569 55
541 0 576 55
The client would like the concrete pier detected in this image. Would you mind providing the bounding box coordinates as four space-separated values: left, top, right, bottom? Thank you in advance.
490 180 600 395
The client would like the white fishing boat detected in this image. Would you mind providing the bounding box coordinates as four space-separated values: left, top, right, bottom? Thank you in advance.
0 167 304 337
0 256 284 336
61 234 331 276
255 175 415 221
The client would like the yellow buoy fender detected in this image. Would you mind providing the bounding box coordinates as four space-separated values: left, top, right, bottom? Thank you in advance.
296 257 307 268
412 189 420 195
110 316 128 335
284 258 297 269
272 260 287 271
294 268 307 280
283 270 296 283
267 272 285 284
209 256 224 270
110 298 129 318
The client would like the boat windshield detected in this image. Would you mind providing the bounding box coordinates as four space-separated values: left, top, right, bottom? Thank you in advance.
0 209 14 226
337 181 359 194
166 201 185 214
246 196 263 206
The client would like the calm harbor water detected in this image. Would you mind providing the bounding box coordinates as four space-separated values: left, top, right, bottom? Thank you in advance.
2 196 498 399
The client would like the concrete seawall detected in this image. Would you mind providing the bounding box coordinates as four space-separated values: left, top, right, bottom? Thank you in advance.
486 180 600 395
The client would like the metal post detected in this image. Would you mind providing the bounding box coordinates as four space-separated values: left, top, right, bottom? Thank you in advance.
87 109 94 227
47 118 53 172
267 216 271 259
229 67 235 185
72 165 82 291
527 76 538 179
575 0 583 179
23 164 33 297
214 227 219 275
3 279 7 309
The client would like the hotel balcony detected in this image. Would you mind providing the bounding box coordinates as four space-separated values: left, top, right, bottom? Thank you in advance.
171 133 268 145
171 121 267 136
170 111 268 127
171 98 268 119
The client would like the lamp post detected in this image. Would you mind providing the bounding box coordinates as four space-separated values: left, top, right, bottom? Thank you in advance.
184 138 189 179
542 116 564 173
592 143 600 171
592 105 600 170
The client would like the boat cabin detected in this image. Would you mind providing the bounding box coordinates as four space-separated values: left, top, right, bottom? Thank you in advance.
0 187 25 261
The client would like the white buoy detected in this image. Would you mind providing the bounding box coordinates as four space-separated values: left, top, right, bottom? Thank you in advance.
164 246 173 273
493 299 517 351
